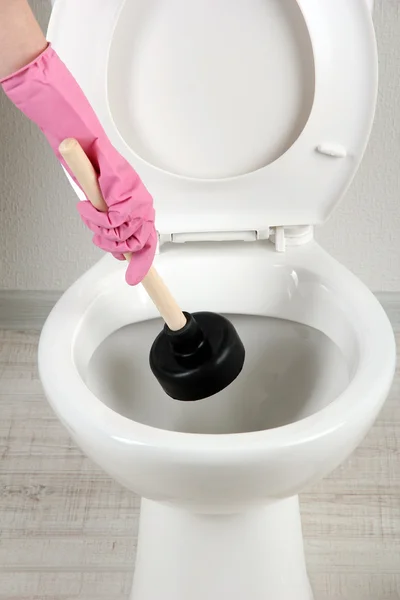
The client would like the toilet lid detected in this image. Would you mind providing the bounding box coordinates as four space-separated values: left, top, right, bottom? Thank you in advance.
49 0 377 237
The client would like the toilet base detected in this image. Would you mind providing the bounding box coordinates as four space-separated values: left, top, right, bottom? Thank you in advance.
130 496 313 600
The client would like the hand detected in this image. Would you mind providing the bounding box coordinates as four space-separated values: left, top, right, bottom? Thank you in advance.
1 44 157 284
77 179 157 286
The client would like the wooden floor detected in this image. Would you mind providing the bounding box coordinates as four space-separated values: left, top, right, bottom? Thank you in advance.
1 299 400 600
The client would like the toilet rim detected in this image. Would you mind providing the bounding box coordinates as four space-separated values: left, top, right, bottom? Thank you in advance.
38 245 396 454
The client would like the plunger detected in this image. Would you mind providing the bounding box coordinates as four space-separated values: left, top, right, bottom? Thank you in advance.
59 139 245 401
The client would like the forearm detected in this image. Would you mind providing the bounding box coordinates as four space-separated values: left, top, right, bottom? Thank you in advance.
0 2 157 287
0 0 47 79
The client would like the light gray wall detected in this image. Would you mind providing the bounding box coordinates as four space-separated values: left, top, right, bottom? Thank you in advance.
0 0 399 291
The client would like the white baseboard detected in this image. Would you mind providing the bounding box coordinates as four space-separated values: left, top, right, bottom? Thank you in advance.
0 290 399 331
0 290 61 330
376 292 400 331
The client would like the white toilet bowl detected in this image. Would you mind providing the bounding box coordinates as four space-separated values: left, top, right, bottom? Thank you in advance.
40 0 395 598
39 240 395 600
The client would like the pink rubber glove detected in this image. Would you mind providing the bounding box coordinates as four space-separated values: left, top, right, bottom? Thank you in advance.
0 44 156 285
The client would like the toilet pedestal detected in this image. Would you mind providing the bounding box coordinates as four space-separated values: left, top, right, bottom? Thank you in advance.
130 496 313 600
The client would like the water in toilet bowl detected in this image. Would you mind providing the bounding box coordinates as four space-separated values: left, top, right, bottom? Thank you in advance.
85 314 349 435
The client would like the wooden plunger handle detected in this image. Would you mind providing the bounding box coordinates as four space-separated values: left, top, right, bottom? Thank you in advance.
59 138 187 331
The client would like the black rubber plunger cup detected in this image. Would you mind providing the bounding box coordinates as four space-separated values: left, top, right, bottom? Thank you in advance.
150 312 245 401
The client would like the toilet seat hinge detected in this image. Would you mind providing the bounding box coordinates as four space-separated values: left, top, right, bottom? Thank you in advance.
156 227 313 252
270 225 314 252
157 229 270 248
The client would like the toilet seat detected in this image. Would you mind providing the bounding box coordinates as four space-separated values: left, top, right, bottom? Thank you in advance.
38 241 395 456
49 0 377 237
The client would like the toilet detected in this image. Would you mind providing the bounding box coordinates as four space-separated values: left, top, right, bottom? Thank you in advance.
39 1 396 599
